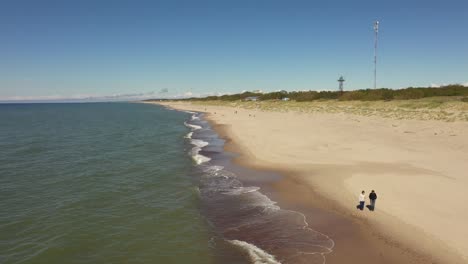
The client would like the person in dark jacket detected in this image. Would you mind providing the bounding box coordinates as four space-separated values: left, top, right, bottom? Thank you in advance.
369 190 377 211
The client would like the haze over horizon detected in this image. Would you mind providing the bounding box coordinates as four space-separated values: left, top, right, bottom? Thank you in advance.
1 0 467 102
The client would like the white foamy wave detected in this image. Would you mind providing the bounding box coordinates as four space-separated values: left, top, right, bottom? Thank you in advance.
222 186 260 195
184 121 202 130
202 165 225 173
243 191 280 211
183 110 196 114
191 115 200 120
190 139 209 148
189 139 211 165
229 240 281 264
192 153 211 165
184 132 193 139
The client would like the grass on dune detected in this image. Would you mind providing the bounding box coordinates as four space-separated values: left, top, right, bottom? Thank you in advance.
187 97 468 122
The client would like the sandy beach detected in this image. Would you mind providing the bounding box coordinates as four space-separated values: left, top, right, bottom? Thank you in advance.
151 100 468 263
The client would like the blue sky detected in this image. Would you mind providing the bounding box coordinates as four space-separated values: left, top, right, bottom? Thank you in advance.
1 0 467 101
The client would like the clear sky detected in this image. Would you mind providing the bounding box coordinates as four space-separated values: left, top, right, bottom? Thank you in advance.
1 0 467 101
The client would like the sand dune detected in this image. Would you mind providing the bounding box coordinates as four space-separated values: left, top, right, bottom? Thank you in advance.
153 101 468 263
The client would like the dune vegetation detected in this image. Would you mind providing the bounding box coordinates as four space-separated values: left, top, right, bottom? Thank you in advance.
145 85 468 121
181 84 468 102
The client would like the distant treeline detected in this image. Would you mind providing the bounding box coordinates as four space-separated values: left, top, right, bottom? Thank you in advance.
181 85 468 102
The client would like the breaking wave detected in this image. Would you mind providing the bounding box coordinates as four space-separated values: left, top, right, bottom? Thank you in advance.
184 121 202 130
185 113 211 165
229 240 281 264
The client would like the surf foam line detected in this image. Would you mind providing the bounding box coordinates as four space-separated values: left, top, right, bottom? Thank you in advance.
184 132 193 139
189 138 211 165
228 240 281 264
281 209 335 264
198 163 334 264
184 121 202 130
184 113 211 165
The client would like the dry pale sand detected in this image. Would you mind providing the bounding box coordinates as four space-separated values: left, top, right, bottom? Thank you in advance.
153 101 468 263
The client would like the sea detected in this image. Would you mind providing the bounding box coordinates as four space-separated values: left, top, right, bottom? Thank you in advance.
0 102 334 264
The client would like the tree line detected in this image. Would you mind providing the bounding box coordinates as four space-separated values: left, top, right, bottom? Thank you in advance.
181 85 468 102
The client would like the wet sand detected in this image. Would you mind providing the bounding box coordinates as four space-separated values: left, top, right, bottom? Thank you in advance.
151 101 468 264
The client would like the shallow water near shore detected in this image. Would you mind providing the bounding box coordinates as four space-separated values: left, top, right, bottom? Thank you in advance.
0 103 219 263
1 102 334 264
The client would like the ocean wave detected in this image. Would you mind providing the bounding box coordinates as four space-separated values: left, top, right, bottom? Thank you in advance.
190 139 209 148
189 139 211 165
229 240 281 264
202 165 224 173
184 121 202 130
192 153 211 165
184 132 193 139
221 186 261 196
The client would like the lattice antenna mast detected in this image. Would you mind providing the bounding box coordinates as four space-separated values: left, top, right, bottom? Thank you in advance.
373 21 379 89
338 76 345 93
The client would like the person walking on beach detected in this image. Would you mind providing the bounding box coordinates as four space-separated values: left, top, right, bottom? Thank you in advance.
369 190 377 211
358 191 365 210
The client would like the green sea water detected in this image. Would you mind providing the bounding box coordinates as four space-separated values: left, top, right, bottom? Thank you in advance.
0 103 214 264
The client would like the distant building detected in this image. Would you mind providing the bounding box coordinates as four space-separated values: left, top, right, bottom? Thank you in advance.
282 97 290 101
244 96 259 101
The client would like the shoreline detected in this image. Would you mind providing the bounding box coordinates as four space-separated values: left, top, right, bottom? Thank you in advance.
152 101 468 263
184 110 335 263
209 119 440 264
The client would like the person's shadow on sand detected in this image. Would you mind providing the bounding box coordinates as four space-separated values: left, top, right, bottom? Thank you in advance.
356 204 375 211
